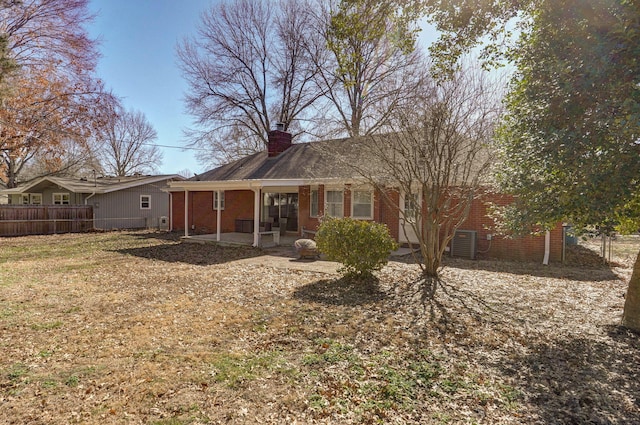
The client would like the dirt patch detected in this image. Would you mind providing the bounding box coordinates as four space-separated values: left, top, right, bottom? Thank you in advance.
0 231 638 424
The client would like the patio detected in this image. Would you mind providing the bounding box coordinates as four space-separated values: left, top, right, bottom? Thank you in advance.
182 232 300 248
181 231 416 258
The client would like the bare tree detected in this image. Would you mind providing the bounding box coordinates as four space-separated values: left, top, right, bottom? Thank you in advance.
95 108 162 177
16 137 101 182
339 63 503 282
313 0 427 138
178 0 324 166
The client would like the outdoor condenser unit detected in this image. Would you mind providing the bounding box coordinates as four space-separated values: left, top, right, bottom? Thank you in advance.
450 230 477 259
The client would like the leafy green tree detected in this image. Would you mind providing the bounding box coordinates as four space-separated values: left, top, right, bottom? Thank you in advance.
426 0 640 329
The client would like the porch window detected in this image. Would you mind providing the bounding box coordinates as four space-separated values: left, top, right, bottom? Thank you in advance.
140 195 151 209
325 190 343 218
213 191 225 210
310 189 319 217
53 193 70 205
352 190 373 219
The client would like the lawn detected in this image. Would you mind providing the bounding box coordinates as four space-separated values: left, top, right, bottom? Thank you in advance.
0 231 638 424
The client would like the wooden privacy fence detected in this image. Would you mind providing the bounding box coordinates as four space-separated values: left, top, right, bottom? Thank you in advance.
0 205 93 237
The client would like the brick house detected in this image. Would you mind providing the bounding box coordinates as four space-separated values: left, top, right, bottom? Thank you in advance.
168 129 563 262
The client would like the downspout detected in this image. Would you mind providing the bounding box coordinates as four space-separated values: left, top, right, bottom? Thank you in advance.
543 230 550 265
84 192 95 205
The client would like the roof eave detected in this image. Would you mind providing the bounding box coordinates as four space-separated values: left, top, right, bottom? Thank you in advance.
166 177 361 192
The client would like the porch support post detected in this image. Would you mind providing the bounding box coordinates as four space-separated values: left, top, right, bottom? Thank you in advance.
252 188 260 247
216 190 221 242
169 192 173 232
184 190 189 237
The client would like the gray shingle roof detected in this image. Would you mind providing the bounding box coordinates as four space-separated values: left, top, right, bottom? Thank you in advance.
1 175 184 194
192 138 361 182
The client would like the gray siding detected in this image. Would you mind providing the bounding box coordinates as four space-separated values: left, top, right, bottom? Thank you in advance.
9 190 83 205
89 182 171 230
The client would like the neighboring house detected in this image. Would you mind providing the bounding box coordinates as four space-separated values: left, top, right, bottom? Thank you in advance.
167 130 564 262
0 181 7 204
2 174 183 230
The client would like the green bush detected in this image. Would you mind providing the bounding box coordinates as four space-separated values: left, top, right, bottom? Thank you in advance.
315 217 398 277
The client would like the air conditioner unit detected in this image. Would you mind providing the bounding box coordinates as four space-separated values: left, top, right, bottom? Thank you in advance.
451 230 477 259
159 216 169 231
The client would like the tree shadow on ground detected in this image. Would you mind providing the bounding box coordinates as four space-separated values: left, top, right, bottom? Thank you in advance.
387 275 511 341
113 240 263 266
293 276 386 306
124 230 183 242
497 326 640 423
388 276 640 423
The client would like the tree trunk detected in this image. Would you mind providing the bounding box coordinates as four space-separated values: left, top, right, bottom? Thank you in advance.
621 250 640 331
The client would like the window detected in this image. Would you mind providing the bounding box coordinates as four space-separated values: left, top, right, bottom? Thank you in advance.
53 193 70 205
213 191 225 210
140 195 151 209
21 194 29 205
310 189 319 217
352 190 373 219
325 190 343 217
30 194 42 205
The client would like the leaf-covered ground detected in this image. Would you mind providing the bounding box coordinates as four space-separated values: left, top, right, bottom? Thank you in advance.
0 231 638 424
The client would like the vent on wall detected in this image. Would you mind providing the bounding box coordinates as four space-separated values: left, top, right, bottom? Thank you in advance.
451 230 477 259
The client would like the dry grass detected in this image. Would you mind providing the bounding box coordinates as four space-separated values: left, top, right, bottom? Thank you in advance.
0 231 638 424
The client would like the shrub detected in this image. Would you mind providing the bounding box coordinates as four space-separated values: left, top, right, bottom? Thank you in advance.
315 217 398 277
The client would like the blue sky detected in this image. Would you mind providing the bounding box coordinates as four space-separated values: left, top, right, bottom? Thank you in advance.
87 0 211 176
87 1 439 176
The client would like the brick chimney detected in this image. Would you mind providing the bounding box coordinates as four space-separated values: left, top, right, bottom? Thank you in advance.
267 123 292 157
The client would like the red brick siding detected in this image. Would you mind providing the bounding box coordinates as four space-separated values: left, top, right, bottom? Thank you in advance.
172 185 562 262
298 185 324 235
460 194 563 262
171 192 185 231
170 190 254 234
377 189 400 241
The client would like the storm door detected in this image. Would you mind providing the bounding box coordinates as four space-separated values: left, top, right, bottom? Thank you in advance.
399 191 420 244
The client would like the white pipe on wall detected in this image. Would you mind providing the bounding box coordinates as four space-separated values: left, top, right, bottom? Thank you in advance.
543 230 550 265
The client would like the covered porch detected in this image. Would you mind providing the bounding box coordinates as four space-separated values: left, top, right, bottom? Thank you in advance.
170 179 309 248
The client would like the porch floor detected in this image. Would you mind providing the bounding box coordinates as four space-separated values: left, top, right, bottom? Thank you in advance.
182 232 299 248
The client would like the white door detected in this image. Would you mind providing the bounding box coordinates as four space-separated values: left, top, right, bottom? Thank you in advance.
399 192 420 244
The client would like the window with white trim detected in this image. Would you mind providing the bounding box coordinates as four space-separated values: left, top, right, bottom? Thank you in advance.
213 191 225 210
21 194 29 205
325 189 343 217
140 195 151 209
310 188 319 217
352 190 373 219
53 193 70 205
30 194 42 205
